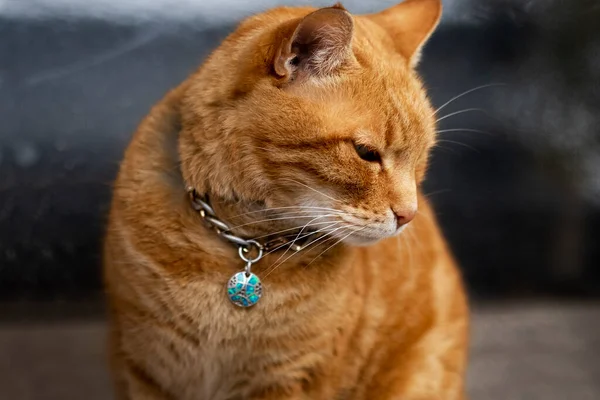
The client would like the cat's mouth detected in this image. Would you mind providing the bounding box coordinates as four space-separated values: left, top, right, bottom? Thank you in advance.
341 223 409 246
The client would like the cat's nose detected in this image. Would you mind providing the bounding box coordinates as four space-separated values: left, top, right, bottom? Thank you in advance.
392 206 416 229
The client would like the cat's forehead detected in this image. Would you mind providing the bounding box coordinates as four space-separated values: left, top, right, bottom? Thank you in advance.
312 71 434 148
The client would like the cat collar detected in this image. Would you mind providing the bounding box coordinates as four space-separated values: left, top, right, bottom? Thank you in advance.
187 187 324 308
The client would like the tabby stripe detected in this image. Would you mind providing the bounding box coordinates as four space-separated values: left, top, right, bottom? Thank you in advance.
260 137 347 151
115 219 201 348
122 295 201 352
274 160 366 194
130 292 200 349
163 319 201 354
154 296 201 347
125 357 174 400
155 317 200 349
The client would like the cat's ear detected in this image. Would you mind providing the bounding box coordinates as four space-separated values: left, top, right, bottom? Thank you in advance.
273 5 354 80
368 0 442 66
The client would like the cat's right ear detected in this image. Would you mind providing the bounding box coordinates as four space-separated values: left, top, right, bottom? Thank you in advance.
368 0 442 66
273 5 354 81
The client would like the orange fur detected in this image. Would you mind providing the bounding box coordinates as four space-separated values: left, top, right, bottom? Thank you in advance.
104 1 469 399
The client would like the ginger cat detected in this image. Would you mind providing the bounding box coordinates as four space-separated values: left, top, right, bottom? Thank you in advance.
104 0 469 399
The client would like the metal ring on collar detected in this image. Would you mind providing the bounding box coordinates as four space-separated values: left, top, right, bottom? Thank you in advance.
238 240 264 264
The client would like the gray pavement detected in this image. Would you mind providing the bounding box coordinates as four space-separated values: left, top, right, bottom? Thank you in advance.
1 302 598 399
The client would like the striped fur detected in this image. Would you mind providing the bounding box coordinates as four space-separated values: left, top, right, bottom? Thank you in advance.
104 1 468 399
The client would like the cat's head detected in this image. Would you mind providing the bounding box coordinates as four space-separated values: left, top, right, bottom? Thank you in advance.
180 0 441 245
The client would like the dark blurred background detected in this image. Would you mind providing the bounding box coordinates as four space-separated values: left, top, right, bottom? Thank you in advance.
1 0 599 399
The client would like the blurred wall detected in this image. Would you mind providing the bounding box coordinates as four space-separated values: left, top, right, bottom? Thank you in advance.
1 0 599 301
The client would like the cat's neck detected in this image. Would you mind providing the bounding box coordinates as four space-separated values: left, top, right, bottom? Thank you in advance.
185 189 356 280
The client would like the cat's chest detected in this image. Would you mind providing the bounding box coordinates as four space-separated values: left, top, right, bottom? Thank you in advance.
168 280 361 399
173 312 336 400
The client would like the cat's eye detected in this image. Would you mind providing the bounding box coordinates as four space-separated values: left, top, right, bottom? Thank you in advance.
354 143 381 163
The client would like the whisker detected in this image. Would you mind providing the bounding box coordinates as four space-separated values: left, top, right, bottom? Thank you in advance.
436 108 486 123
407 225 426 263
252 221 339 240
223 214 339 232
304 225 369 268
433 146 459 155
401 227 415 271
230 206 345 219
261 222 341 257
277 178 343 204
235 210 342 221
415 210 435 226
423 189 451 198
253 146 275 152
436 128 492 136
262 225 349 279
434 83 506 115
269 214 338 267
435 140 480 153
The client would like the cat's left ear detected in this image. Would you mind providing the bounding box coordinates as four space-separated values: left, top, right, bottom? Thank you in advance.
273 4 354 80
368 0 442 67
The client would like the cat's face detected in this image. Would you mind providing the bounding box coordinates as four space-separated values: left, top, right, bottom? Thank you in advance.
182 1 442 245
239 69 435 245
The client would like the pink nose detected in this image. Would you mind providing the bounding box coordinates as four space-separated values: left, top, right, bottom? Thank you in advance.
392 207 416 229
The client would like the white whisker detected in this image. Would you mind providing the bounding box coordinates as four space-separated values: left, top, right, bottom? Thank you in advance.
436 139 480 153
434 83 506 115
416 209 435 226
401 228 415 271
223 214 339 232
304 225 369 268
436 108 486 123
424 189 451 198
261 222 341 257
262 225 349 279
269 214 338 267
230 206 344 219
253 146 275 152
436 128 492 135
252 220 339 240
278 178 343 204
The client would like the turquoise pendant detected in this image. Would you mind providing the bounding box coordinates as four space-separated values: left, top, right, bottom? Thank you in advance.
227 271 263 307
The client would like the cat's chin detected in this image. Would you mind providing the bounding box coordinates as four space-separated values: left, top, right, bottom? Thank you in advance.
343 234 385 247
343 224 409 247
